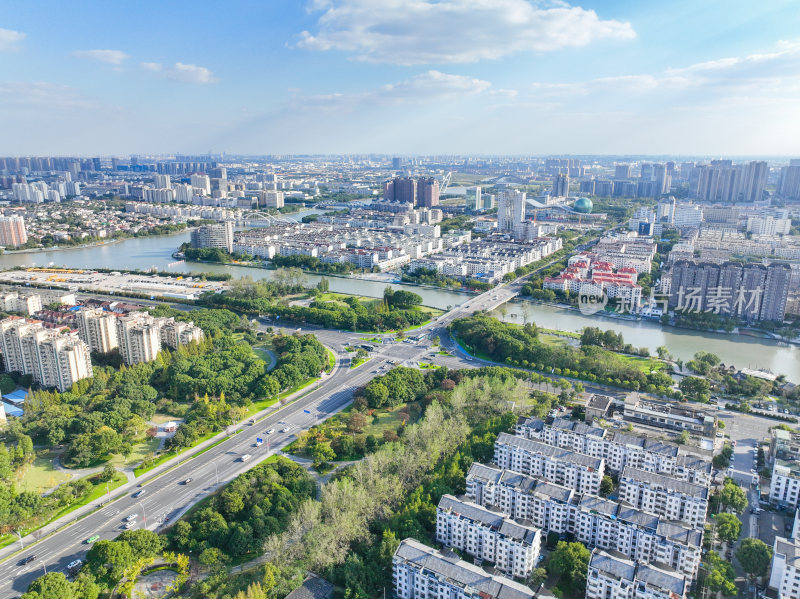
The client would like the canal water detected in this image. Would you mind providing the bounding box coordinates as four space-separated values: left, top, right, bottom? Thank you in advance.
490 301 800 383
0 206 797 380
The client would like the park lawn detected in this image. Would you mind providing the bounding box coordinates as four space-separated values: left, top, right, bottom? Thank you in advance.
419 362 442 370
539 333 571 348
109 437 162 469
17 453 72 494
150 413 180 425
620 354 669 373
326 402 420 440
350 356 370 369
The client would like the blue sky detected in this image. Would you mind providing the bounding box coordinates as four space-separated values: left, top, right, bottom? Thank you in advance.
1 0 800 156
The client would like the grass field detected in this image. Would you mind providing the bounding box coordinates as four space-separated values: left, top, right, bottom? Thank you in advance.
17 454 72 494
109 437 162 470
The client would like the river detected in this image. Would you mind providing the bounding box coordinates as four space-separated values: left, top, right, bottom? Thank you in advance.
490 300 800 382
0 208 471 311
1 207 797 380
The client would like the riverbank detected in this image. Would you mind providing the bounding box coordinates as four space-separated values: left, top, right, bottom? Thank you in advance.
492 299 800 382
6 227 195 256
511 296 794 343
178 254 478 298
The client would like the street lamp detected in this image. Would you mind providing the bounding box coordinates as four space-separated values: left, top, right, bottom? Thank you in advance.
139 501 147 529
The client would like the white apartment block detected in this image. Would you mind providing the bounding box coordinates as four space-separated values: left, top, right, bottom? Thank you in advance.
770 462 800 509
769 536 800 599
619 467 708 528
116 312 162 365
392 539 534 599
436 495 541 578
0 317 92 392
586 549 687 599
465 463 702 577
516 417 712 485
747 215 791 236
157 318 204 349
494 432 605 495
76 308 119 353
1 292 42 316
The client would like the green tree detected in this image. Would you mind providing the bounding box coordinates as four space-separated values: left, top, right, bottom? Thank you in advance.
706 552 737 596
548 541 590 595
21 572 76 599
715 513 742 543
679 376 711 402
530 567 547 587
676 430 689 445
116 529 165 559
719 479 748 514
599 475 614 497
100 463 116 482
736 538 772 579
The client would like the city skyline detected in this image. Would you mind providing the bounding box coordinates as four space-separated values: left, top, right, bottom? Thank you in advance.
1 1 800 155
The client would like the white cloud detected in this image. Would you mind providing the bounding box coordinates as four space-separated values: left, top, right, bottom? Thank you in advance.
530 38 800 100
139 61 218 84
0 81 119 113
72 49 129 65
168 62 217 84
0 28 25 52
297 0 635 65
297 70 491 110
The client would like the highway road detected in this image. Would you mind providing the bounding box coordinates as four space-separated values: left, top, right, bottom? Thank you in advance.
0 248 593 597
0 325 454 597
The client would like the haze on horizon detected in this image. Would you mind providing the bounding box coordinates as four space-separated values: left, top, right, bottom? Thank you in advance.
2 0 800 157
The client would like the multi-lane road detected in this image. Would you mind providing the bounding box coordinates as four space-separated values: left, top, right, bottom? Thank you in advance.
0 311 476 598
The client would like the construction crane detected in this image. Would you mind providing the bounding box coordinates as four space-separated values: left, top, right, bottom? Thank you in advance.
440 172 452 195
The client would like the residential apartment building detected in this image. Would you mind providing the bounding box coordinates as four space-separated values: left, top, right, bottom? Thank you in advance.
668 260 791 322
436 495 541 578
618 467 709 528
516 417 712 485
158 317 204 349
0 215 28 247
493 432 605 496
392 539 534 599
0 317 92 392
586 549 687 599
769 536 800 599
465 463 702 577
190 221 234 253
76 308 119 353
1 292 42 316
116 312 162 365
770 462 800 509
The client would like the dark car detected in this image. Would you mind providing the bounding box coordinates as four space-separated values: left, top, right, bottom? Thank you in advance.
182 478 193 485
21 555 36 565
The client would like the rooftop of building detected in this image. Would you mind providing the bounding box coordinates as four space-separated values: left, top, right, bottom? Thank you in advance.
438 495 539 545
394 539 535 599
620 466 709 499
495 433 604 469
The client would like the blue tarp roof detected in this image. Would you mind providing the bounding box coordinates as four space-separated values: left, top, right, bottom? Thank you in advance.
4 389 29 402
2 402 23 417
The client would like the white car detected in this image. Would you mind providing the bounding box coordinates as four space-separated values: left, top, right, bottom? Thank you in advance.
281 426 291 433
240 454 252 462
124 514 137 522
266 428 275 435
124 520 137 529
